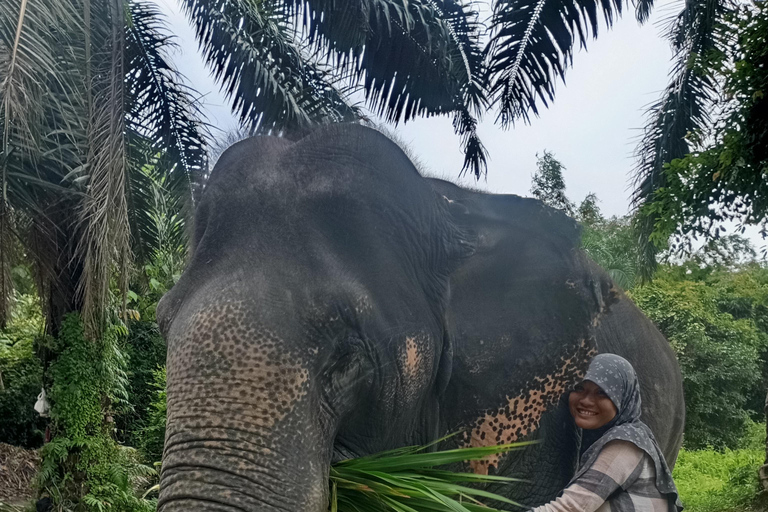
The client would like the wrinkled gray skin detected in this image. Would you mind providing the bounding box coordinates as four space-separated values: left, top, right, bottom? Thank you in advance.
156 124 684 512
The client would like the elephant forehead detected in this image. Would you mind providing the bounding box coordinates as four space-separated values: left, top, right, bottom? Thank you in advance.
166 299 310 432
462 339 596 475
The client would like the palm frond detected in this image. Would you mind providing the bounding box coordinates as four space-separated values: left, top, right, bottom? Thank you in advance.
185 0 488 176
0 0 84 206
330 441 534 512
357 0 489 175
78 0 130 337
181 0 358 133
126 142 188 267
0 0 90 326
631 0 735 279
125 0 209 210
486 0 632 126
454 108 487 178
124 0 209 267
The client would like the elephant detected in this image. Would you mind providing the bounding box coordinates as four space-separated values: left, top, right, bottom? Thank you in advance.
156 124 684 512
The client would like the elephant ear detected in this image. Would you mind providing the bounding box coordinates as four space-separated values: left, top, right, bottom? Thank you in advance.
439 194 478 268
434 179 580 257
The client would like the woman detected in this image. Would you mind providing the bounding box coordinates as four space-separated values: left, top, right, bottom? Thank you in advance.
531 354 683 512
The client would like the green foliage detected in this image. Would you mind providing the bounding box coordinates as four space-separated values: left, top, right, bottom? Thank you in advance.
636 2 768 268
581 216 640 290
329 441 533 511
117 322 166 452
0 337 45 448
136 367 166 463
0 286 46 448
673 422 764 512
530 151 575 216
630 268 768 449
39 314 156 511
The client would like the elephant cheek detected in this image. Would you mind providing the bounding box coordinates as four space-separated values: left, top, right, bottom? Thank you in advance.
463 338 596 475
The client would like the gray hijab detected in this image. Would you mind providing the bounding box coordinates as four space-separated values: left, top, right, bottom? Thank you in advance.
570 354 683 511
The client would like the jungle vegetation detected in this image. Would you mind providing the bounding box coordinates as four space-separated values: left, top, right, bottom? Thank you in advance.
0 0 767 509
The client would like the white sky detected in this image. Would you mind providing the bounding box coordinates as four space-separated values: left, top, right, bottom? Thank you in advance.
159 0 678 218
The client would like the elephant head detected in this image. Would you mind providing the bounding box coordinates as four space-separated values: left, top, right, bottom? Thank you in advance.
156 125 472 512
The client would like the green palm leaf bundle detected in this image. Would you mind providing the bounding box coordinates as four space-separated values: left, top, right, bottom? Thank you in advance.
329 441 534 512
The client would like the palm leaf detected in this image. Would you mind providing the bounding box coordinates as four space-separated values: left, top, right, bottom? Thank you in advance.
0 0 88 327
124 0 209 267
125 0 209 210
180 0 359 133
330 441 533 512
631 0 735 279
78 0 131 336
0 0 86 209
486 0 634 126
357 0 489 175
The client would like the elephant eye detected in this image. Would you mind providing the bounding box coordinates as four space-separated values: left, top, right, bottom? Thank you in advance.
322 337 372 403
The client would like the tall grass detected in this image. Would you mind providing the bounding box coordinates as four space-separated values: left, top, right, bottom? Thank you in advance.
673 422 765 512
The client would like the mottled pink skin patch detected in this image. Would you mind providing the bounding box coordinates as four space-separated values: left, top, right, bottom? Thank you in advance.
463 339 597 475
397 334 432 403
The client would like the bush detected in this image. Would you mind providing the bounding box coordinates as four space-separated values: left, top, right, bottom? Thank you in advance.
39 314 157 511
117 322 166 450
631 270 768 449
673 422 764 512
0 338 45 448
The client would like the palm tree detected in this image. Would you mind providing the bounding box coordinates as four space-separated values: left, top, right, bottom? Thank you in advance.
0 0 208 337
630 0 768 278
2 0 677 338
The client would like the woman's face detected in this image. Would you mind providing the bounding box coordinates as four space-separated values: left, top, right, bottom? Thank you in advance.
569 380 617 429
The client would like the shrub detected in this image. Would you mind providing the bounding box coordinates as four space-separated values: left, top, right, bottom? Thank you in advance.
673 422 764 512
117 322 166 450
39 314 156 511
631 271 768 449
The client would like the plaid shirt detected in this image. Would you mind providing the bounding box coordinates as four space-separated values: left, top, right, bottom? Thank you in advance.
531 440 672 512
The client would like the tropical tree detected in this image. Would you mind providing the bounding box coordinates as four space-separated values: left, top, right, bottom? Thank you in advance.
530 150 575 215
632 0 768 277
1 1 208 506
0 0 207 338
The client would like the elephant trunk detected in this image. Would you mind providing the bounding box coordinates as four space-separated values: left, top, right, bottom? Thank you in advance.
157 298 332 512
158 417 329 512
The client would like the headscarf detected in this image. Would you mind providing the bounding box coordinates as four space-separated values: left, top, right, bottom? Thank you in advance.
570 354 683 511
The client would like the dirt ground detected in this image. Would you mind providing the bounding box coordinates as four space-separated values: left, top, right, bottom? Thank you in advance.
0 443 39 508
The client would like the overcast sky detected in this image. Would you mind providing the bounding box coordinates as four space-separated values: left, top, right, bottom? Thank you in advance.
158 0 678 218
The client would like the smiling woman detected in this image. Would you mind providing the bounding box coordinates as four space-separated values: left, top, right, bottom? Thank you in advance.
569 381 617 430
530 354 683 512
